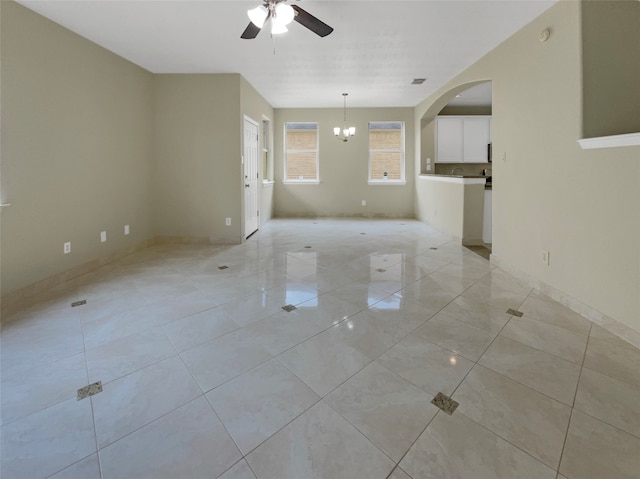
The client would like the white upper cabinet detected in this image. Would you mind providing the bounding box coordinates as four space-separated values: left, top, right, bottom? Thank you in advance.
435 117 464 163
436 116 491 163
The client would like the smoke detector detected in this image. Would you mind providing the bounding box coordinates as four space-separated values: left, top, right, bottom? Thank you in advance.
539 28 551 43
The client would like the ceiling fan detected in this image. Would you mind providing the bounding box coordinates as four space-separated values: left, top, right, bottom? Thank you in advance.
241 0 334 39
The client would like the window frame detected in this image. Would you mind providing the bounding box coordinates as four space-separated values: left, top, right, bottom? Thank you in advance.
368 121 406 185
283 122 320 184
262 116 274 185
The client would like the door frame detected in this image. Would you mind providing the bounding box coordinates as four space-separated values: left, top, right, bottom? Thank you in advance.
243 115 260 239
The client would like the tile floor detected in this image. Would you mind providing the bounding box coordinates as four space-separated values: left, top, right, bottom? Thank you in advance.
1 218 640 479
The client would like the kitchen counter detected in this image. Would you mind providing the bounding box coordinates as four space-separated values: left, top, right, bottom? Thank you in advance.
418 174 487 185
419 174 486 179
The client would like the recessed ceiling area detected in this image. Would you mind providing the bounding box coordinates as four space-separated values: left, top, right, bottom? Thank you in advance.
16 0 556 108
447 81 493 107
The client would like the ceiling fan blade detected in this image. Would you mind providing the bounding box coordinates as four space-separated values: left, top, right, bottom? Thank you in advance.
241 22 262 39
291 4 333 37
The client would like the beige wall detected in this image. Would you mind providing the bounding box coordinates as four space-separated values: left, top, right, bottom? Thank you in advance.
581 0 640 138
274 108 415 218
416 179 465 238
416 179 485 245
415 0 640 333
5 0 639 339
462 184 485 244
153 74 243 244
1 1 154 294
0 3 277 296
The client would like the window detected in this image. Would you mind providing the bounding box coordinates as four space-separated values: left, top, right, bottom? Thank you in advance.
262 117 273 183
284 122 319 183
368 121 405 184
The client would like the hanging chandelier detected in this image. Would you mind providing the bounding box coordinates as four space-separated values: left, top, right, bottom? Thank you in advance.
334 93 356 142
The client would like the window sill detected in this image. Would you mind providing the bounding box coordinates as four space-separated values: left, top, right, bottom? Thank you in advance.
262 180 275 188
283 180 320 185
368 180 406 186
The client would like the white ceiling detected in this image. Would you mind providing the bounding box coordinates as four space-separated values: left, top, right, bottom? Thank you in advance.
16 0 556 108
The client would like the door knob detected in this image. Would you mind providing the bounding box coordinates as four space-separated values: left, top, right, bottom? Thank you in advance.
245 184 250 188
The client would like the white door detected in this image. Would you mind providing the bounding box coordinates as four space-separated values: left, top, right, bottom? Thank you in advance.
243 116 259 238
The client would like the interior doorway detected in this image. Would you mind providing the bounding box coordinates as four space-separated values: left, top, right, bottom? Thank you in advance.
243 116 259 238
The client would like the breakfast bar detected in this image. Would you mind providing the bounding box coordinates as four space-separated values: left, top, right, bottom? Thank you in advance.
416 174 487 245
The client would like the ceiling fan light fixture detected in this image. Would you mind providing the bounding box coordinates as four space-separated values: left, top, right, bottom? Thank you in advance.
241 1 333 39
275 3 295 25
247 5 268 28
271 19 288 35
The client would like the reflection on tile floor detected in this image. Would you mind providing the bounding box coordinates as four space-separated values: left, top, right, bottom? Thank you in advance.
2 218 640 479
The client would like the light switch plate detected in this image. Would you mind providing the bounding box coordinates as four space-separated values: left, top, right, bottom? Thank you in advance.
541 250 550 265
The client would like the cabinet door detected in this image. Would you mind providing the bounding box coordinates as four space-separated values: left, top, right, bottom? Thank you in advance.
463 117 491 163
436 118 463 162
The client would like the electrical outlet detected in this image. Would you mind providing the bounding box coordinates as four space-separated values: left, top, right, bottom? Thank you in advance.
541 250 550 265
100 231 107 243
64 242 71 254
225 218 231 226
362 200 366 206
124 224 130 235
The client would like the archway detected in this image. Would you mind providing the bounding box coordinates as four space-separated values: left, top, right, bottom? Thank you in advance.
419 80 492 174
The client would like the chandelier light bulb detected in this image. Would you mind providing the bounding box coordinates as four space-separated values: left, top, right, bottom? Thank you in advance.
334 93 355 142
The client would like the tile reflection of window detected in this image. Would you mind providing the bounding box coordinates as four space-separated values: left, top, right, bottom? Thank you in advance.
286 252 318 307
369 254 403 310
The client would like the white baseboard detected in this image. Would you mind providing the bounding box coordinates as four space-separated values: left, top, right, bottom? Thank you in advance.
491 254 640 350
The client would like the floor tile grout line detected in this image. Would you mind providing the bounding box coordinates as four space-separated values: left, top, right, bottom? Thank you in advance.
94 394 208 454
5 219 638 478
89 349 183 389
428 302 573 472
567 398 640 441
321 395 401 467
494 328 587 368
42 451 99 479
389 276 520 472
443 295 580 474
201 388 251 459
231 397 325 464
390 409 444 471
322 357 457 467
452 408 562 474
89 394 104 479
577 364 640 403
555 320 594 476
458 310 585 408
499 314 591 364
